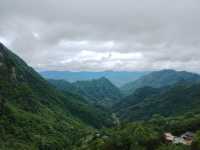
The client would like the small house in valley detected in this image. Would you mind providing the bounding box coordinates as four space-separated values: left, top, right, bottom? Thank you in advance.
180 132 194 145
164 132 174 143
164 131 194 146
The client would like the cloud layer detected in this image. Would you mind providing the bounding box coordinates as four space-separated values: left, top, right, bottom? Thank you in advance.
0 0 200 72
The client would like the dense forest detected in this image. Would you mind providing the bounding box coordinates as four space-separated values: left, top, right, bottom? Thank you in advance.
49 77 122 107
121 70 200 96
0 43 112 149
1 42 200 150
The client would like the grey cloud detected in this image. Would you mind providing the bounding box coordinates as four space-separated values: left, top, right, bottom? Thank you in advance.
0 0 200 72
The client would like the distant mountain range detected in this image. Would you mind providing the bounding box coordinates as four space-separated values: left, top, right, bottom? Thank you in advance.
40 70 148 87
121 69 200 96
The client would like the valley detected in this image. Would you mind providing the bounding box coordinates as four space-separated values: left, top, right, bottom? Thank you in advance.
1 42 200 150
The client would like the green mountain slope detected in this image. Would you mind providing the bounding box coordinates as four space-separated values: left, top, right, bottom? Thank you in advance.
72 77 123 107
113 86 162 113
48 79 82 95
115 82 200 121
48 79 114 127
0 43 113 149
121 69 200 96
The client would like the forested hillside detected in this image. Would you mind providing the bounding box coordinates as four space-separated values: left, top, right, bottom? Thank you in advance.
48 77 122 107
121 70 200 96
115 83 200 122
72 77 123 107
0 43 113 149
48 79 82 96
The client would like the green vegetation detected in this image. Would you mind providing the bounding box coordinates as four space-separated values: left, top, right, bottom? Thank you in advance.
72 77 122 107
49 77 122 107
121 69 200 96
115 83 200 122
77 113 200 150
0 43 112 149
1 42 200 150
48 79 82 96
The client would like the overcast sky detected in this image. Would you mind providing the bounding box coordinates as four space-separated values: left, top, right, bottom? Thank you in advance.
0 0 200 72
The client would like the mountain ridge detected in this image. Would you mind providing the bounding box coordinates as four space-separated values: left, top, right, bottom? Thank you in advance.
40 70 148 87
121 69 200 96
